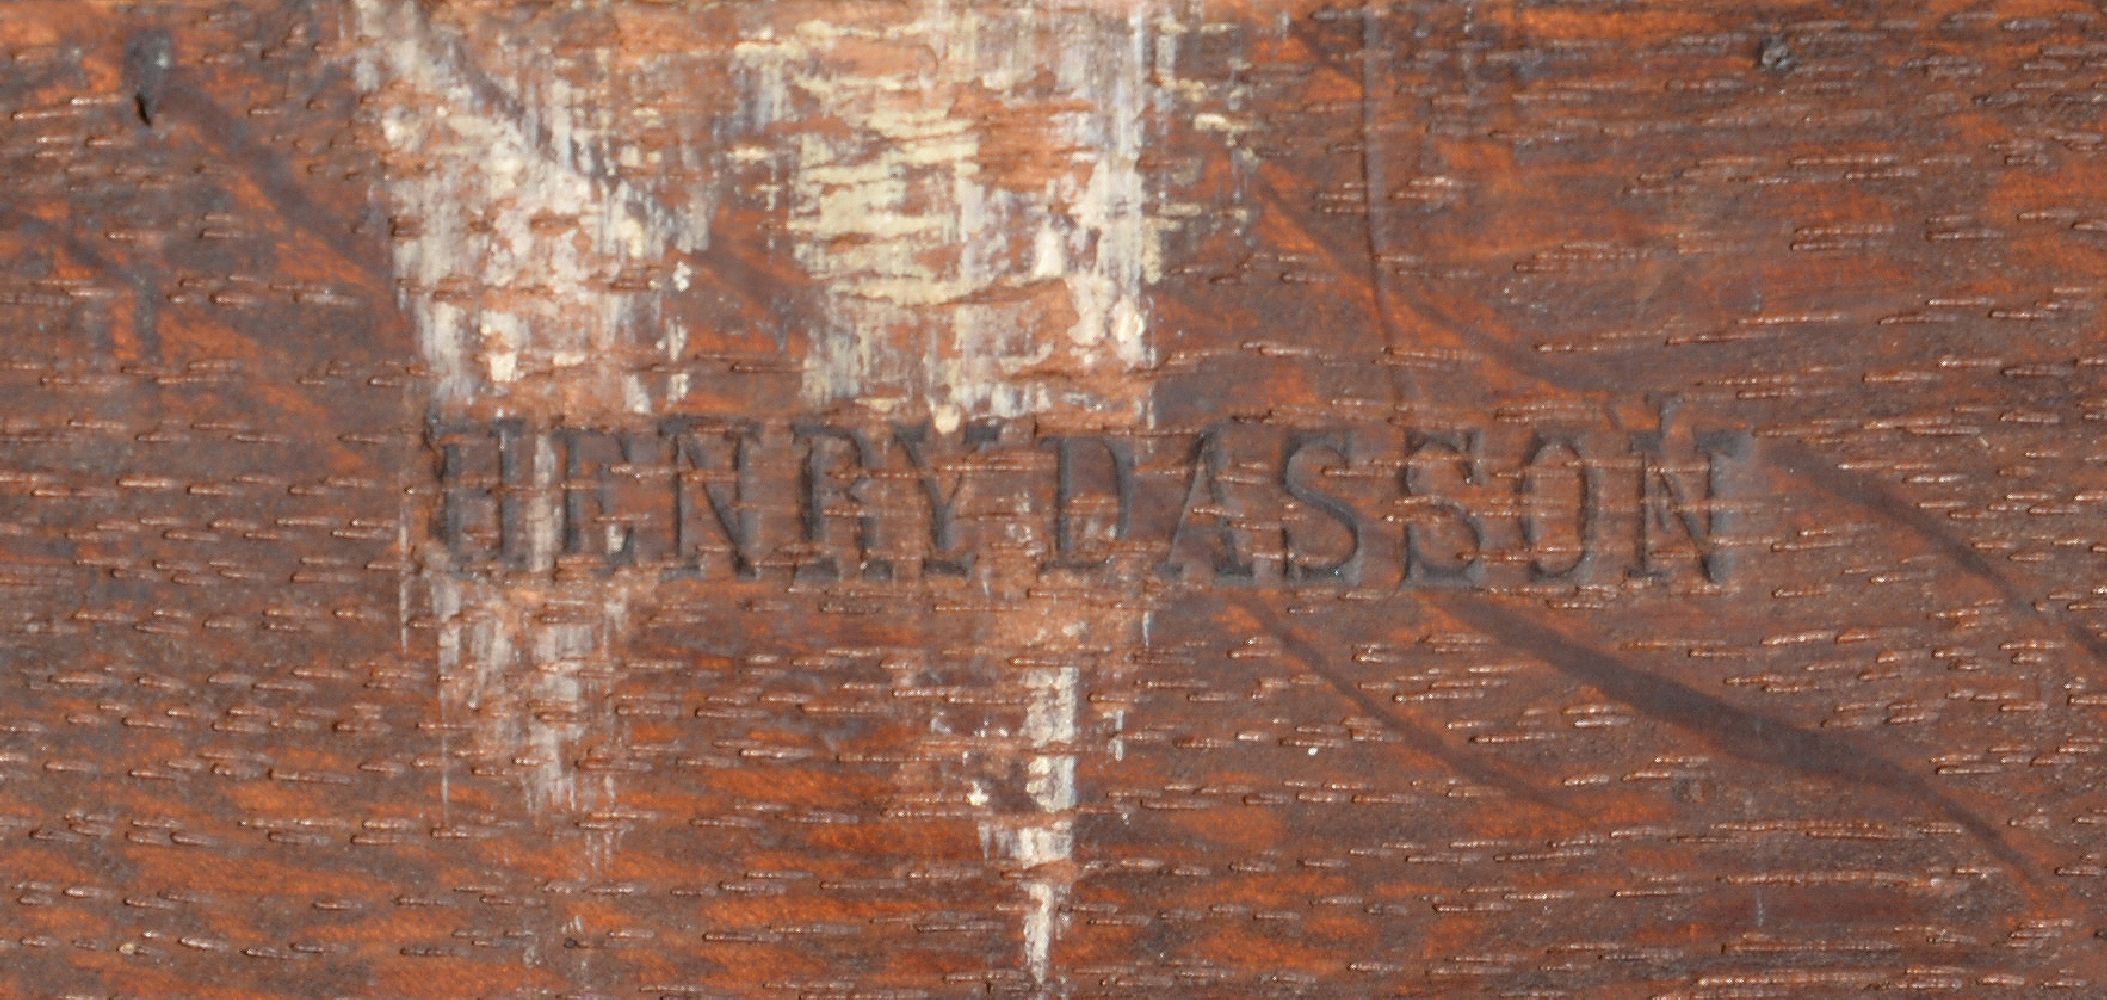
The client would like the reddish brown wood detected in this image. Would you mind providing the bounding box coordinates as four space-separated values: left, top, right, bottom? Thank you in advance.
2 1 2106 997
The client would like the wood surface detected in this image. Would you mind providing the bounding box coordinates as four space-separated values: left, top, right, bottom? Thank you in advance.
2 1 2106 997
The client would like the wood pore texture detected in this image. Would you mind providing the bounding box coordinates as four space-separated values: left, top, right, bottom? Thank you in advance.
3 1 2107 998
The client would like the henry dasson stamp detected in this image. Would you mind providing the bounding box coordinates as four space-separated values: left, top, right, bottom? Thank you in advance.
425 399 1751 589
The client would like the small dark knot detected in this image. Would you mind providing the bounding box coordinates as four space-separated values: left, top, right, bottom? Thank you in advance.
1757 35 1796 74
123 30 174 129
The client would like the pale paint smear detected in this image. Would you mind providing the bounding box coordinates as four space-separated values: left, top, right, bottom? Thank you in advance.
351 0 709 412
350 0 711 863
733 7 1160 989
736 8 1156 423
354 0 1165 991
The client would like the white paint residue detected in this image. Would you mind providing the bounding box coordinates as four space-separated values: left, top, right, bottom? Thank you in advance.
1015 664 1081 986
350 0 709 411
351 0 713 863
734 10 1162 989
738 7 1157 422
354 2 1167 992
